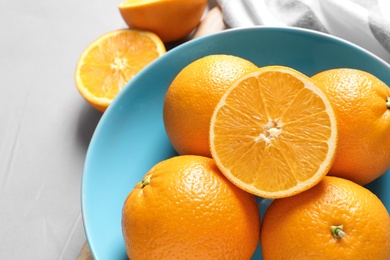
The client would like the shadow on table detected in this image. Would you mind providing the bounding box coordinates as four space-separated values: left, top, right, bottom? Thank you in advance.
76 103 103 150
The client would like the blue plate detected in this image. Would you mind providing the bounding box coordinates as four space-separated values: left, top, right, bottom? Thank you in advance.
82 27 390 259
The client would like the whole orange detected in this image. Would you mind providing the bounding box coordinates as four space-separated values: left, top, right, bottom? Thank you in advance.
312 68 390 185
261 176 390 259
118 0 208 42
163 54 258 157
121 155 260 259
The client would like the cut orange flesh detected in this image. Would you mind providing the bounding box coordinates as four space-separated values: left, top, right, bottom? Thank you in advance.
75 29 166 112
209 66 338 198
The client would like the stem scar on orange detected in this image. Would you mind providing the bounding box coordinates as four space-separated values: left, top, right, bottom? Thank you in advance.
75 29 165 112
209 66 338 198
260 176 390 259
121 155 260 259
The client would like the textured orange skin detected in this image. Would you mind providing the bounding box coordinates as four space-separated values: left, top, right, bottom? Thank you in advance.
163 54 258 157
312 69 390 185
121 155 260 260
261 176 390 260
119 0 208 42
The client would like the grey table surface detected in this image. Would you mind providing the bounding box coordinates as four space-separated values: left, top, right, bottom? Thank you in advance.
0 0 126 258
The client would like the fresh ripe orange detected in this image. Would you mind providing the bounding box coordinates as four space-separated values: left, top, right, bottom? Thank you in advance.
118 0 208 43
75 29 165 112
260 176 390 259
121 155 260 259
163 54 258 157
312 68 390 185
210 66 338 198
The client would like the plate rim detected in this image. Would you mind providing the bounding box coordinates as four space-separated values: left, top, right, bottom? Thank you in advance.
81 26 390 259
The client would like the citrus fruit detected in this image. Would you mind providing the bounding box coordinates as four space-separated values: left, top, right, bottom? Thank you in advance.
209 65 338 198
118 0 208 42
260 176 390 259
121 155 260 259
75 29 166 112
163 54 258 157
312 68 390 185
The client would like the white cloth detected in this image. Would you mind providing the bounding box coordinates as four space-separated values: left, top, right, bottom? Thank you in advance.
217 0 390 63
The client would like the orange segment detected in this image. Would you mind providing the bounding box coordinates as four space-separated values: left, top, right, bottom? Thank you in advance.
75 29 166 112
210 66 338 198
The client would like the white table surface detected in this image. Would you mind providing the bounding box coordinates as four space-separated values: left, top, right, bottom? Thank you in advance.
0 0 126 258
2 0 388 259
0 0 221 258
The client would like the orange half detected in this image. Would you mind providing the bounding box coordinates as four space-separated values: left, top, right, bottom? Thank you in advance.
209 66 338 198
118 0 207 42
75 29 166 112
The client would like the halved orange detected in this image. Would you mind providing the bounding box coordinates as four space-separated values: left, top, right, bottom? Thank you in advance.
209 66 338 198
118 0 207 42
75 29 166 112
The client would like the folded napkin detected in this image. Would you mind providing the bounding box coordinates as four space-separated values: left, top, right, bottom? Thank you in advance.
217 0 390 63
